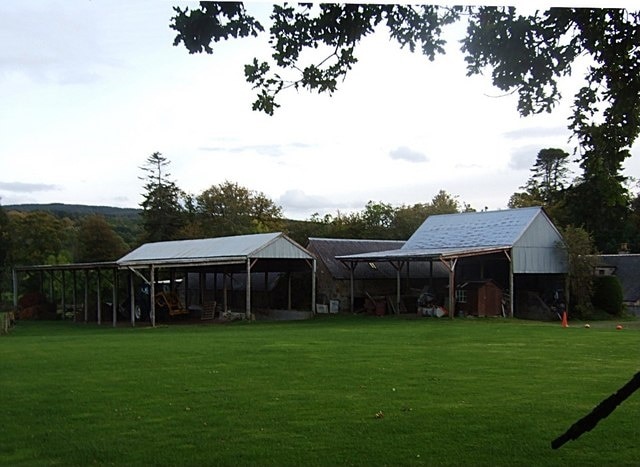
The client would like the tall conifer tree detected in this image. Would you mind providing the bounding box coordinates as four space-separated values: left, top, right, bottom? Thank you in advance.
139 152 185 242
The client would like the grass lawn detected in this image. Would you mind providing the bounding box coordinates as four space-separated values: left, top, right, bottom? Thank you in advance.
1 315 639 466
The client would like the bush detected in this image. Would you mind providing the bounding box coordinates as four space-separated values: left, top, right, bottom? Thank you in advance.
592 275 624 316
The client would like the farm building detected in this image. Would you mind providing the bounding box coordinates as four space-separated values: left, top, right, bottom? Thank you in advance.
117 232 316 324
595 254 640 316
337 207 568 318
12 232 316 326
306 237 448 314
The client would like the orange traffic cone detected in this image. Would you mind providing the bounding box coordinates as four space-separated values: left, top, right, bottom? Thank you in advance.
561 311 568 328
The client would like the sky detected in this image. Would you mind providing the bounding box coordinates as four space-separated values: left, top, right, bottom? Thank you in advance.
1 1 638 220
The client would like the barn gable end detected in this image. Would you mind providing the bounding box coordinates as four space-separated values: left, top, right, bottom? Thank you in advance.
512 209 567 274
252 235 315 260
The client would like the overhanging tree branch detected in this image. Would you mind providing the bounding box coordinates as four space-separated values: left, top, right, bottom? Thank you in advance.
170 3 640 250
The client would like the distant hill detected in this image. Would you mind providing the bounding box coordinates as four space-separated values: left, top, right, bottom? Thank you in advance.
3 203 141 219
1 203 322 247
3 203 143 247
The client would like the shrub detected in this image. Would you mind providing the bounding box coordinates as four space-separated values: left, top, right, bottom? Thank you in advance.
592 275 624 316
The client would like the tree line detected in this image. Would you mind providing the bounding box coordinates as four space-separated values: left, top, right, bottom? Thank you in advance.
1 148 639 269
137 152 470 245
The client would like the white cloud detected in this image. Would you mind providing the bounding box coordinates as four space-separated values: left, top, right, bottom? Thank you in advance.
503 126 570 141
0 181 60 193
389 146 428 163
199 142 314 158
508 145 540 171
0 2 118 84
279 190 329 209
278 189 360 219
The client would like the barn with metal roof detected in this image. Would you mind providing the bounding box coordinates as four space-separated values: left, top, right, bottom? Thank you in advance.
118 232 316 325
337 207 568 318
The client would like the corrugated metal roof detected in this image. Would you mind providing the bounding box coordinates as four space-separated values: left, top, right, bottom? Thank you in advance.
14 261 118 272
339 246 511 262
403 207 543 250
308 238 448 279
118 232 314 267
307 238 405 280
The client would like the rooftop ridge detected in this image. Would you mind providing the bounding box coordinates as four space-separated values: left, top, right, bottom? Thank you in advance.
308 237 404 243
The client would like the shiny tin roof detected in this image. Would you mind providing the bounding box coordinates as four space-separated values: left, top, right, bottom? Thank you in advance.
118 232 314 267
404 206 545 250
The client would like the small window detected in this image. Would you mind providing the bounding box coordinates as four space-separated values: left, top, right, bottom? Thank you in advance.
456 289 467 303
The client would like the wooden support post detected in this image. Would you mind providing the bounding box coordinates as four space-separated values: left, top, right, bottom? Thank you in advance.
49 271 54 310
150 266 156 327
565 273 570 319
311 258 316 314
504 250 514 318
130 271 135 327
397 263 401 315
246 259 251 319
223 274 228 313
442 258 458 319
349 262 355 313
96 269 102 325
448 266 455 319
245 259 258 319
509 262 514 318
72 271 77 323
287 273 292 311
61 270 66 321
200 272 206 306
84 270 89 323
112 269 118 328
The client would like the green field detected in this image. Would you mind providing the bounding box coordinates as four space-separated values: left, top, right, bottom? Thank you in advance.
1 316 639 466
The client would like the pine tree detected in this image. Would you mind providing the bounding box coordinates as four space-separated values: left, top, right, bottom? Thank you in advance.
139 152 185 242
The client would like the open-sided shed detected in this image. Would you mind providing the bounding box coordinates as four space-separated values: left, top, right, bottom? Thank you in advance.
12 261 120 324
307 237 448 313
118 232 316 325
12 232 316 327
337 207 568 317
